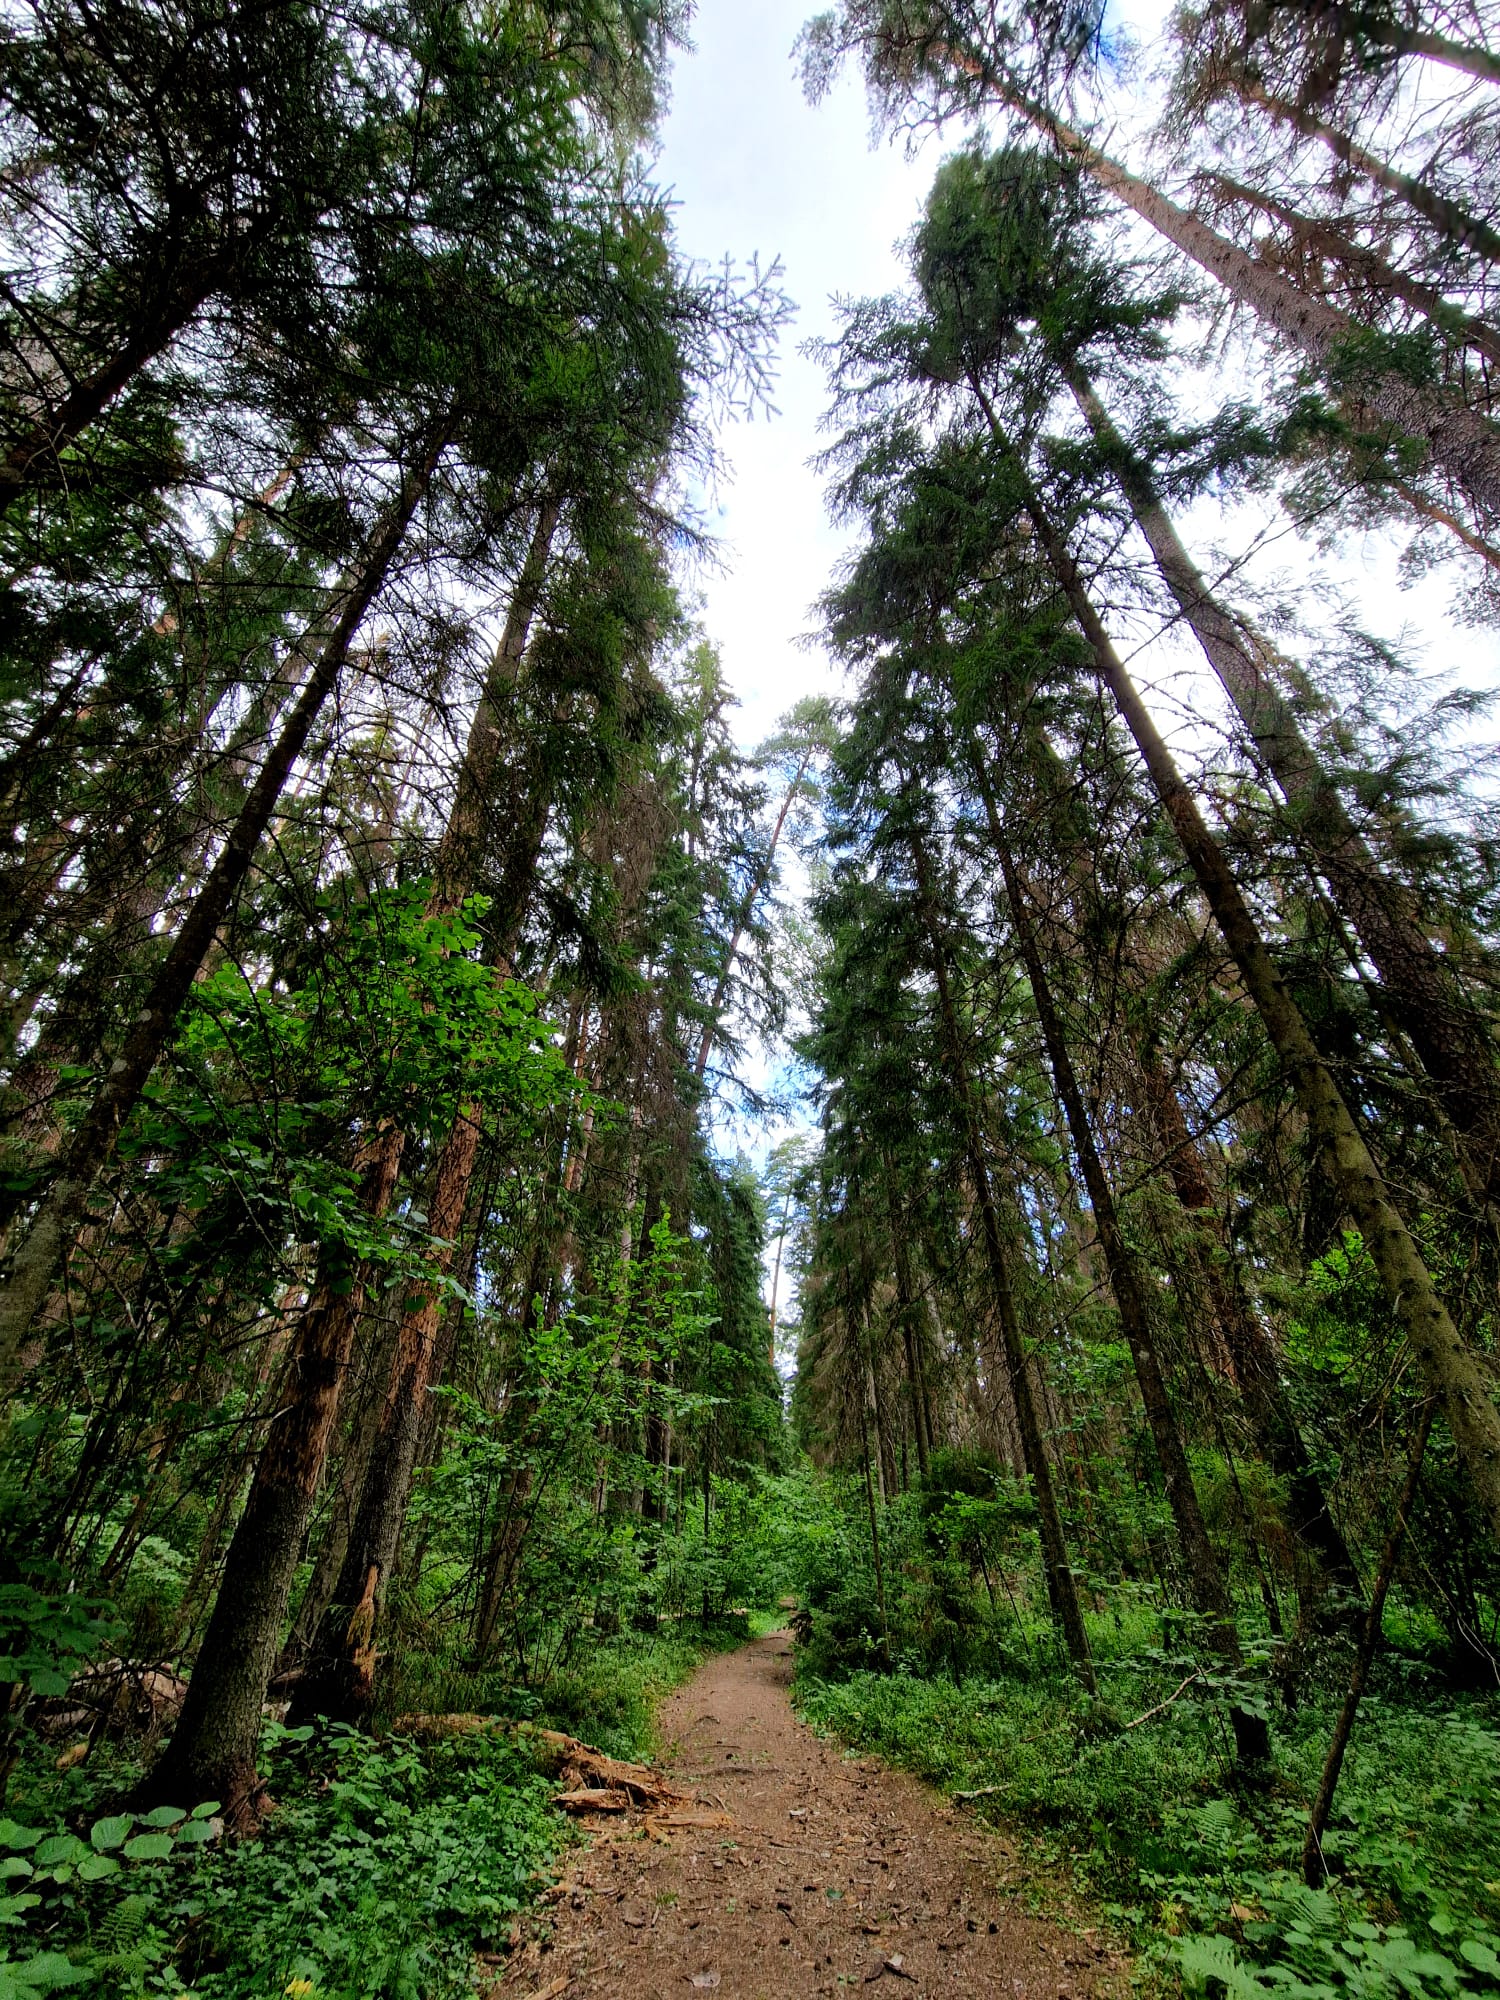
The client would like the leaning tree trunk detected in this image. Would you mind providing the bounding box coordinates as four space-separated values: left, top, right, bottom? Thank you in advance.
0 253 228 516
282 502 561 1722
143 1134 409 1822
982 779 1268 1760
953 54 1500 521
1070 365 1500 1222
0 425 448 1408
1242 84 1500 268
912 839 1097 1691
1204 173 1500 370
998 435 1500 1541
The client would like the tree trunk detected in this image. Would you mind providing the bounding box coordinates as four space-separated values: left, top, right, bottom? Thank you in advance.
887 1178 932 1479
0 426 448 1406
959 58 1500 519
912 837 1097 1691
984 784 1268 1760
1070 365 1500 1221
1006 447 1500 1542
1204 172 1500 369
290 1109 483 1725
1243 84 1500 267
143 1133 408 1822
0 257 224 514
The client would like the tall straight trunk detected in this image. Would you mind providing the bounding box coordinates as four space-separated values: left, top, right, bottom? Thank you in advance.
0 426 448 1407
1000 437 1500 1541
181 498 560 1742
856 1343 892 1663
289 1108 483 1725
980 779 1268 1759
1136 1050 1364 1599
947 52 1500 517
1205 172 1500 369
912 839 1097 1690
1242 84 1500 267
1069 366 1500 1220
887 1178 933 1479
429 500 560 918
280 1279 408 1668
143 1133 408 1821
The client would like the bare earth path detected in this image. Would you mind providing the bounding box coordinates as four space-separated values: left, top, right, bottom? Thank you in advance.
502 1632 1126 1999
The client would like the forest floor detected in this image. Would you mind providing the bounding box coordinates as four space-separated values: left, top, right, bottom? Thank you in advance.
497 1630 1130 2000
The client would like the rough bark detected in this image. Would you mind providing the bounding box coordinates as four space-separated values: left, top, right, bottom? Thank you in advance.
1013 457 1500 1542
143 1135 408 1820
0 427 448 1406
290 1110 483 1725
913 838 1097 1690
1203 172 1500 368
1070 366 1500 1221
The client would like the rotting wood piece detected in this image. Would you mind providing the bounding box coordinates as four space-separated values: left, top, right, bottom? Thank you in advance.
390 1714 691 1813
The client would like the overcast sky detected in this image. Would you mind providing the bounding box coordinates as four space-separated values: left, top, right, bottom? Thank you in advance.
653 1 1500 756
650 4 1500 1320
654 0 939 750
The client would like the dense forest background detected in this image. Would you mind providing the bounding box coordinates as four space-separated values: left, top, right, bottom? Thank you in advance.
0 1 1498 1997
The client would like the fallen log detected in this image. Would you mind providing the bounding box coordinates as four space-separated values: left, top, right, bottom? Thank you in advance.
389 1715 690 1813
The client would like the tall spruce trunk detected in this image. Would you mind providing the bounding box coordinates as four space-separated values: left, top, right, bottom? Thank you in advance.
1069 366 1500 1220
951 55 1500 519
288 1110 482 1725
0 255 227 515
1004 452 1500 1542
143 1135 408 1820
981 784 1269 1761
283 501 560 1722
1241 85 1500 267
1203 174 1500 369
912 838 1097 1690
1135 1051 1364 1599
886 1175 933 1479
0 427 448 1407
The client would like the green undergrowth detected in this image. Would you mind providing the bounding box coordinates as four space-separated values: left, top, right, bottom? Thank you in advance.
382 1612 761 1760
796 1654 1500 1999
1 1615 758 1999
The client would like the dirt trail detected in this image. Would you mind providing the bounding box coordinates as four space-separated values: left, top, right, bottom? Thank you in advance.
502 1632 1125 1999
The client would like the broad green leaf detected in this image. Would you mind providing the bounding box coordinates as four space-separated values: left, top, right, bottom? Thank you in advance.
122 1833 174 1862
88 1816 132 1852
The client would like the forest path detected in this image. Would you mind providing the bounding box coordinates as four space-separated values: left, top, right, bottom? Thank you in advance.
500 1631 1126 2000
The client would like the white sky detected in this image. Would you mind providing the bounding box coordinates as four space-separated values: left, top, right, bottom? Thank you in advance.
654 0 940 749
654 0 1500 756
651 1 1500 1340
